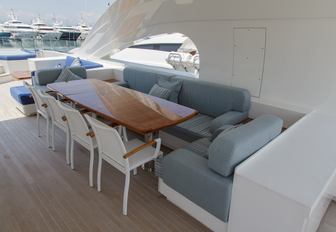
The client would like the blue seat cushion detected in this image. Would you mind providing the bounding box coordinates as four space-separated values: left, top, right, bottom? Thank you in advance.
10 86 34 105
0 50 36 60
80 59 103 69
65 56 103 69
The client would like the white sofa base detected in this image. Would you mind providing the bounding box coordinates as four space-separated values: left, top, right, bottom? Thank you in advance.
158 178 228 232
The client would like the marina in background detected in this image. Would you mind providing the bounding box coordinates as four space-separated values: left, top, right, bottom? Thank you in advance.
0 10 91 52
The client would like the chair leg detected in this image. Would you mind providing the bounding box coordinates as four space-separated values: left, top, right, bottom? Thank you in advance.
122 126 128 142
51 123 55 151
123 172 131 216
89 146 94 187
37 113 41 137
97 156 102 192
46 117 51 149
70 138 75 170
133 168 137 175
65 129 70 165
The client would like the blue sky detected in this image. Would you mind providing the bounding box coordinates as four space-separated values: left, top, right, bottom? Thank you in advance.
0 0 110 26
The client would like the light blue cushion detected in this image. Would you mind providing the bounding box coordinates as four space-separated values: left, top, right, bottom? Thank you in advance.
149 84 171 100
209 111 248 133
177 78 250 117
34 67 87 86
208 115 283 177
123 67 171 94
157 77 182 103
210 124 235 141
184 138 211 158
176 114 213 138
163 149 233 222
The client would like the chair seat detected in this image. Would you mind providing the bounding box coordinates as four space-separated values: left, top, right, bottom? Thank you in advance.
125 139 158 170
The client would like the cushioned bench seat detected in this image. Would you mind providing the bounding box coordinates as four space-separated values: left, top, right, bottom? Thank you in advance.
10 86 34 105
65 56 104 69
160 115 283 224
0 50 36 60
122 67 251 145
10 86 36 115
164 114 213 142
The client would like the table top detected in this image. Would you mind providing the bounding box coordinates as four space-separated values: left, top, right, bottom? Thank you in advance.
48 79 198 134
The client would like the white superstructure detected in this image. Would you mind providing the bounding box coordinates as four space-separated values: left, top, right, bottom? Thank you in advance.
53 19 81 41
32 17 61 40
76 18 91 41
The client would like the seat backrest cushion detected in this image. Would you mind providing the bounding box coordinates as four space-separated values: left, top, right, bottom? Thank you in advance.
177 78 250 117
208 115 283 177
35 66 87 86
123 67 172 93
123 67 251 116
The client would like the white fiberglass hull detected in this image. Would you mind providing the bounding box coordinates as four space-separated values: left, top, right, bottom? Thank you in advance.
37 31 62 40
9 30 37 39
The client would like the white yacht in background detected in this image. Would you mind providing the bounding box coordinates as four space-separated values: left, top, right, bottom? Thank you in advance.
32 17 61 40
76 18 92 41
2 10 36 39
53 21 81 41
0 24 11 41
111 33 199 75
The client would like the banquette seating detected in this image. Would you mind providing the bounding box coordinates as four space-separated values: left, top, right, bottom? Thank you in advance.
158 115 283 230
32 66 87 92
120 67 251 146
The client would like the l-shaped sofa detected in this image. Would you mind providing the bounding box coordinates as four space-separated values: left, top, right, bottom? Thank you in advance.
121 67 283 231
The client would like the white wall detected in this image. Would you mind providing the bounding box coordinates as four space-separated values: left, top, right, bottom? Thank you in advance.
79 0 336 123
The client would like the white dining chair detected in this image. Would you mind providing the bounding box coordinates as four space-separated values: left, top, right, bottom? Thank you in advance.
58 103 97 187
43 94 71 164
84 114 162 216
25 83 51 148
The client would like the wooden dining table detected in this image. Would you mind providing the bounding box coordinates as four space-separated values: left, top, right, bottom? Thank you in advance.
47 79 198 136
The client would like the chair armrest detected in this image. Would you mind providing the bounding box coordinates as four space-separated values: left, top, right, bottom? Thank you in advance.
86 131 95 138
123 138 161 159
209 111 248 133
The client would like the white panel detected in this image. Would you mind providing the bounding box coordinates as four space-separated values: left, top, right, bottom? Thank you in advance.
232 28 266 97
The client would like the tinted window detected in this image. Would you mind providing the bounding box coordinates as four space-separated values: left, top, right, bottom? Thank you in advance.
130 43 182 52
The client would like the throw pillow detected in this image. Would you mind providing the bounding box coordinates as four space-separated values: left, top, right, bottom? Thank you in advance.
55 68 83 83
71 57 82 67
149 84 172 100
157 77 182 103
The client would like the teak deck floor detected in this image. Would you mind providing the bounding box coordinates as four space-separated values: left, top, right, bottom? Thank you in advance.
0 81 335 232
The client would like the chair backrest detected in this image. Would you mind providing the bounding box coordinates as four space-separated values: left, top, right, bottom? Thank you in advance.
59 104 91 146
25 84 47 114
44 95 67 127
84 114 128 171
